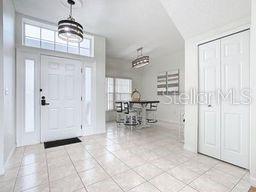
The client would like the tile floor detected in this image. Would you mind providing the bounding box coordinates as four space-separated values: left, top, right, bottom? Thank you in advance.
0 122 251 192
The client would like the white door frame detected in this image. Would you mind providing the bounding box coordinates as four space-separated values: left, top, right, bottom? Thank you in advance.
16 47 96 146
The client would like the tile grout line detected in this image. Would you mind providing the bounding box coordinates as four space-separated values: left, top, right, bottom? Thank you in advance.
64 144 89 192
12 146 25 192
85 146 126 192
45 148 52 192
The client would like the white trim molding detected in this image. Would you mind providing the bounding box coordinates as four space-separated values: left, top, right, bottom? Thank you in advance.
250 0 256 187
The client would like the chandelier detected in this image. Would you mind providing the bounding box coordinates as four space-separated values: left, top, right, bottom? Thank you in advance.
58 0 84 43
132 47 150 68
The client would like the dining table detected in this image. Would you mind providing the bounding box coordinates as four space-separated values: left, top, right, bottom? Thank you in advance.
116 100 160 128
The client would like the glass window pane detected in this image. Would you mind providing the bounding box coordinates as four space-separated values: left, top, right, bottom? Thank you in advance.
68 42 79 54
115 78 132 93
85 67 92 126
41 41 54 50
106 78 114 110
55 32 67 52
41 29 54 50
25 24 40 39
80 38 91 49
23 23 94 57
80 48 90 57
25 59 35 133
41 28 54 41
25 37 40 48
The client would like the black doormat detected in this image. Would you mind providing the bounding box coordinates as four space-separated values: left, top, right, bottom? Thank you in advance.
44 137 82 149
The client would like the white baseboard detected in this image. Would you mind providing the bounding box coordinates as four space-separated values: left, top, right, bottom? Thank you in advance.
184 144 197 153
85 130 106 136
250 175 256 187
158 119 180 125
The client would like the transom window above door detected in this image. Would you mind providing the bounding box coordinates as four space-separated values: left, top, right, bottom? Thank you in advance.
22 19 94 57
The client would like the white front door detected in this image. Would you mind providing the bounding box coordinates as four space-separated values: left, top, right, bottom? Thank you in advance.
199 40 221 159
41 55 82 142
220 31 250 168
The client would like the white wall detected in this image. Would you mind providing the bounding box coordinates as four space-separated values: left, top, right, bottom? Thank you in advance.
94 36 107 133
250 0 256 187
0 0 16 175
105 57 143 122
3 0 16 164
140 51 185 124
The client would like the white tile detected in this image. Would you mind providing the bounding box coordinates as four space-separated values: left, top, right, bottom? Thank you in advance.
231 178 251 192
149 173 185 192
204 168 241 189
79 166 110 187
179 186 198 192
0 179 16 192
123 156 146 168
214 162 247 178
168 165 200 184
23 183 50 192
193 155 220 166
74 188 88 192
47 155 72 168
50 173 84 192
113 170 146 191
73 158 99 172
22 153 46 166
87 178 122 192
129 182 160 192
182 160 213 174
0 167 19 182
150 158 179 171
18 162 47 177
102 161 130 176
46 149 68 160
48 163 76 181
68 151 93 162
134 163 163 180
190 175 229 192
14 171 48 192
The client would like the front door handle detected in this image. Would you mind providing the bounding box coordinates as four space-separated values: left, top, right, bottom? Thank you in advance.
41 96 50 106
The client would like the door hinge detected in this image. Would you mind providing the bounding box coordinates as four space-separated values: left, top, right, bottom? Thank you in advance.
81 68 83 73
81 125 83 130
81 96 83 101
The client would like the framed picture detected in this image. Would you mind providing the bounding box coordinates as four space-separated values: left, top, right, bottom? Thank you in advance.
157 69 179 95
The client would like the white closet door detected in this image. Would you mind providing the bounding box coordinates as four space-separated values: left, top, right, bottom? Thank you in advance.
220 31 250 168
199 40 221 159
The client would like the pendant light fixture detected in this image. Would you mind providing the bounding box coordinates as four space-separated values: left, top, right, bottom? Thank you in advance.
132 47 150 68
58 0 84 43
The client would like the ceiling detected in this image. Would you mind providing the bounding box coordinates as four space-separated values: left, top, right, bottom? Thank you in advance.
14 0 185 59
160 0 251 39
